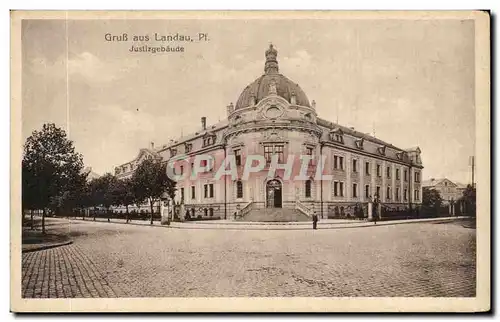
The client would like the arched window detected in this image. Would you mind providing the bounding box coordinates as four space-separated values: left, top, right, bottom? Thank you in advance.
209 208 214 217
305 180 312 198
236 180 243 198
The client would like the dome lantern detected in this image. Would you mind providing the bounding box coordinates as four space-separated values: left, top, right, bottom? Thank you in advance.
264 44 279 74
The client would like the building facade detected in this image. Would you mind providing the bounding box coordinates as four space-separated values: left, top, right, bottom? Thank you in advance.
114 45 423 220
422 178 466 205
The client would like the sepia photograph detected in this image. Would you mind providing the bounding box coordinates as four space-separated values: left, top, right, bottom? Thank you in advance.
10 11 490 312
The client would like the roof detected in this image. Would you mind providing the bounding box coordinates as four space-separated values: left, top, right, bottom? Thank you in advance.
155 119 229 152
235 73 310 110
422 178 463 188
316 117 405 152
235 45 310 110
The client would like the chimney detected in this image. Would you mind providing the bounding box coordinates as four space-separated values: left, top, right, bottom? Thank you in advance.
150 142 154 149
201 117 207 130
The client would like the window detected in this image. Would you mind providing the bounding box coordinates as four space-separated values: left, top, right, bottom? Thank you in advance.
396 168 400 180
396 188 400 201
352 159 358 173
376 186 381 199
414 171 420 183
263 144 284 163
365 162 370 175
180 188 184 201
414 189 420 201
376 164 381 177
235 149 242 166
334 156 344 170
203 184 214 198
306 147 313 156
236 180 243 198
386 187 391 200
180 165 184 175
191 186 195 199
334 182 338 197
339 182 344 197
386 166 391 179
185 143 192 153
365 185 370 198
275 145 284 163
352 183 358 198
203 136 216 147
404 188 408 201
305 180 312 198
404 169 408 182
264 145 273 163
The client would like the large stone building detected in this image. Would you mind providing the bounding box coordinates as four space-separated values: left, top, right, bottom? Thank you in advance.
114 45 423 220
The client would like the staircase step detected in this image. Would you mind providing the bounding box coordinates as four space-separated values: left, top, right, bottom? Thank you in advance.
237 208 310 222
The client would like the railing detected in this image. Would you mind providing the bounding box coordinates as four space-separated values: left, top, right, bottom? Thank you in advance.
235 201 253 220
295 200 313 217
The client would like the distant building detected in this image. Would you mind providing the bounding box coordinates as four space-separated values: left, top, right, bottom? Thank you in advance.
422 178 466 205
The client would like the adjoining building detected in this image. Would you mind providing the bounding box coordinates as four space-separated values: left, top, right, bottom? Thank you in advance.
422 178 466 205
114 45 423 220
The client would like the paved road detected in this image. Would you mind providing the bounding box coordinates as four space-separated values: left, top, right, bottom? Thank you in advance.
22 218 476 298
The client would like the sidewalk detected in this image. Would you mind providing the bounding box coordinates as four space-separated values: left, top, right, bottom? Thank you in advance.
22 230 73 253
64 216 467 230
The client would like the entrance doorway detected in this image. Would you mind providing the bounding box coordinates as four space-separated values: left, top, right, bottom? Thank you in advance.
266 179 282 208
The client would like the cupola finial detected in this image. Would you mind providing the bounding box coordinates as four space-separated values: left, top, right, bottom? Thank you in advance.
264 43 279 74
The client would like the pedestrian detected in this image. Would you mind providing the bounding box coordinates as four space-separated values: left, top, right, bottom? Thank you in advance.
373 203 378 225
312 211 318 230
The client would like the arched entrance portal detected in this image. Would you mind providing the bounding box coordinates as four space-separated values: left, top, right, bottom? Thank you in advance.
266 179 282 208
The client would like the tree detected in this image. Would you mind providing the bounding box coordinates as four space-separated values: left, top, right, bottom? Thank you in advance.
460 184 476 217
422 188 443 217
89 173 116 221
22 123 84 234
110 178 135 223
132 159 176 225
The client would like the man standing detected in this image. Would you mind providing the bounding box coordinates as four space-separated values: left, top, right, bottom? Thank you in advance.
312 211 318 230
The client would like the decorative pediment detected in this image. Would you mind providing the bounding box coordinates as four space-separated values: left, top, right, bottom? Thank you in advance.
355 138 364 149
262 130 286 143
377 145 386 156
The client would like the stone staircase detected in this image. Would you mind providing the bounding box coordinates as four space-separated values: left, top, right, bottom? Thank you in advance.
236 208 310 222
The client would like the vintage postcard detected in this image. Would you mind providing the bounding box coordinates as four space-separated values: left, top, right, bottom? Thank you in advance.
10 11 490 312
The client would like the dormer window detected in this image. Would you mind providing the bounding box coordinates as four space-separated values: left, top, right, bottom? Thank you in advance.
203 134 216 147
355 138 364 149
329 128 344 144
377 145 386 156
115 167 121 175
185 143 192 153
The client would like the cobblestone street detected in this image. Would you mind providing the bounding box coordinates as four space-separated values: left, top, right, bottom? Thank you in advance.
21 218 476 298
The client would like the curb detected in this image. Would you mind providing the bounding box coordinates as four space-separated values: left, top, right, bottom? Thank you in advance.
60 216 466 231
22 240 73 253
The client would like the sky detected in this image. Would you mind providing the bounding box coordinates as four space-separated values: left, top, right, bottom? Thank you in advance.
21 18 475 184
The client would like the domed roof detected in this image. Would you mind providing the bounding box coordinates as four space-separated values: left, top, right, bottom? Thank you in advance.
234 45 311 110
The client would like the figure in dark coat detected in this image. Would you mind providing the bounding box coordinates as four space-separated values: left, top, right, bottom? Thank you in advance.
312 212 318 230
